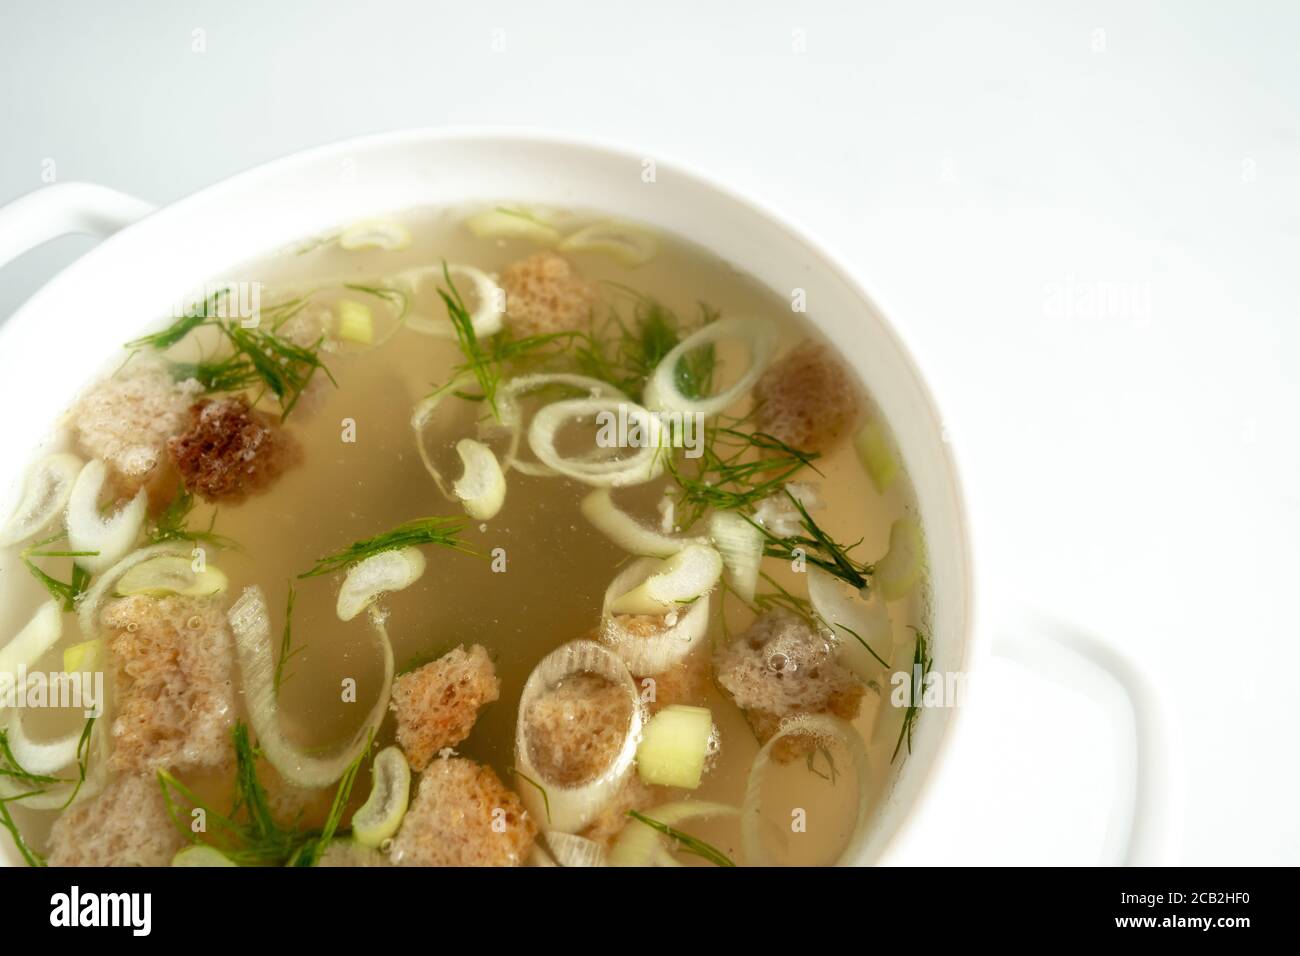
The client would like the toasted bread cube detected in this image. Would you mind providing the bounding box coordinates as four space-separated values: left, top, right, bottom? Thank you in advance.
390 644 500 772
499 251 598 337
47 774 184 867
166 395 300 504
389 757 536 867
753 341 859 452
102 593 236 773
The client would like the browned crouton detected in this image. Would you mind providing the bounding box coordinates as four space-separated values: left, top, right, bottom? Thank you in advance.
523 672 634 786
637 650 711 713
713 610 865 762
390 644 500 771
68 358 203 500
316 839 390 867
47 774 184 866
753 341 859 452
102 594 236 773
389 757 536 867
499 251 598 336
166 395 300 504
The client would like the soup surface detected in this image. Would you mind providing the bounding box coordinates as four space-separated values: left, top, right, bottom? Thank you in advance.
0 206 928 867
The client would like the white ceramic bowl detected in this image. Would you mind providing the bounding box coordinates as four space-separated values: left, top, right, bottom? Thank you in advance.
0 130 1158 866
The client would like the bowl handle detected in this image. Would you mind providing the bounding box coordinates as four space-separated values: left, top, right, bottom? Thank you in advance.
994 609 1171 865
0 183 155 272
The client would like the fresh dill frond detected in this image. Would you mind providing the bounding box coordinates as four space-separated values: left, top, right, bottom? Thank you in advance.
125 288 229 350
20 533 97 611
747 488 873 591
751 571 816 622
0 716 96 828
891 629 933 763
0 729 59 787
148 485 240 550
511 769 552 826
273 582 302 695
298 516 472 578
667 419 820 530
0 797 45 867
805 744 841 785
158 722 370 867
626 810 735 867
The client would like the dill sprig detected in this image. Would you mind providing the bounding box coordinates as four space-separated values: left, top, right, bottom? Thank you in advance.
747 488 872 591
298 516 471 578
148 485 240 550
0 717 98 867
667 419 820 531
891 629 933 763
158 722 368 866
511 769 552 826
129 287 336 421
273 582 302 694
20 533 96 611
627 810 735 867
575 293 717 403
0 797 44 867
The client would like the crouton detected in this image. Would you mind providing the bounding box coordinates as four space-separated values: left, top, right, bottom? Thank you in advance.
581 773 660 846
317 839 390 867
68 358 203 499
47 773 184 866
637 650 711 713
101 593 236 773
389 757 536 867
499 251 598 337
390 644 500 771
166 395 300 504
523 672 634 786
713 610 865 762
753 341 859 452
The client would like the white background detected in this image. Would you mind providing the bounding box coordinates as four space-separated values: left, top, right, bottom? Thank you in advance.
1 1 1296 865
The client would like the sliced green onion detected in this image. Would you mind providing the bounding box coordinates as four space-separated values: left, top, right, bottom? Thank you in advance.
77 544 190 641
558 221 658 266
452 439 506 521
498 373 629 477
0 600 62 703
580 488 703 557
854 420 899 493
0 452 83 548
741 714 868 866
807 566 894 680
6 711 83 775
465 208 562 246
114 552 228 599
608 800 738 867
336 547 426 622
543 831 607 867
527 397 666 487
62 638 104 675
600 557 711 675
336 299 375 344
708 510 764 603
350 745 410 848
339 219 412 251
636 704 715 789
642 317 778 418
172 845 238 867
66 459 147 573
230 585 393 789
874 516 925 601
514 640 643 833
606 544 723 615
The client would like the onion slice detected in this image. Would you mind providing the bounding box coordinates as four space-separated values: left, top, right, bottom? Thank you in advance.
336 547 426 622
807 566 894 680
643 317 778 417
114 552 228 598
339 220 411 251
5 711 83 775
350 745 411 848
398 264 505 338
606 544 723 615
452 439 506 520
465 208 562 246
0 600 62 706
230 585 393 789
528 397 666 487
740 714 868 867
66 459 147 573
542 831 607 867
874 516 925 601
708 511 763 602
514 640 643 833
607 800 739 867
0 718 109 810
172 845 238 867
580 489 703 557
77 544 191 641
558 221 658 266
0 452 83 548
498 374 629 477
600 558 711 675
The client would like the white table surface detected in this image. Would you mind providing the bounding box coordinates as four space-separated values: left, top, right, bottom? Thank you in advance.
2 0 1296 865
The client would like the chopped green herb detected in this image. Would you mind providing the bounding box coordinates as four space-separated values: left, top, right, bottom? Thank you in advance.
747 488 872 590
891 629 933 763
627 810 735 867
148 485 240 550
20 533 97 610
511 769 552 826
298 516 471 578
273 582 302 695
